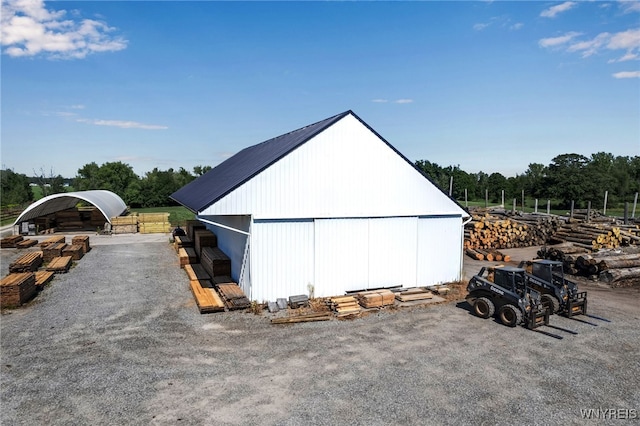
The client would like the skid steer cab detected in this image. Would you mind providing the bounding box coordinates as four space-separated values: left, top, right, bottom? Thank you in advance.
519 259 587 318
466 265 549 329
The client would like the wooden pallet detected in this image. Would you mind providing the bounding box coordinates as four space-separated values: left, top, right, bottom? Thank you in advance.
178 247 197 268
189 279 226 313
1 272 36 308
35 270 55 288
9 251 43 273
184 264 211 281
46 256 72 273
395 288 434 302
217 283 251 310
16 239 38 249
1 235 24 248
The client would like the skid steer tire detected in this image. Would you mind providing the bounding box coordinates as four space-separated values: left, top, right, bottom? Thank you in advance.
541 294 560 315
473 297 495 319
499 304 522 327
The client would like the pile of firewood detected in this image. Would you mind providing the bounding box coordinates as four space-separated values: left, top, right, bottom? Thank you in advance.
464 212 563 250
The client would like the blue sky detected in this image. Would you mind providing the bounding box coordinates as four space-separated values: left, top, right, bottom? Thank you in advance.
2 1 639 179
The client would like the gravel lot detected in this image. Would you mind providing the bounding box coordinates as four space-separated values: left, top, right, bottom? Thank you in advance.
1 234 639 425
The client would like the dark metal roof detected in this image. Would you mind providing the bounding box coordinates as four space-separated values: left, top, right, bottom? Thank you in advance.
171 111 351 212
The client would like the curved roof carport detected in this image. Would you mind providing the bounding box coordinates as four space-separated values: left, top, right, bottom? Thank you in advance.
13 190 127 226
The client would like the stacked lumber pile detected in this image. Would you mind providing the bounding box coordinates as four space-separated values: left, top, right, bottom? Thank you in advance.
173 235 193 252
186 220 206 239
62 244 84 260
271 312 333 324
39 236 65 248
355 289 395 308
178 247 197 268
1 272 36 308
46 256 72 273
184 264 211 282
43 243 67 262
111 215 138 234
216 283 251 310
55 209 83 230
9 252 43 273
189 279 225 313
17 239 38 249
326 295 361 317
394 288 434 302
72 235 91 253
138 212 170 234
1 235 24 248
200 247 231 278
34 271 55 288
193 229 217 258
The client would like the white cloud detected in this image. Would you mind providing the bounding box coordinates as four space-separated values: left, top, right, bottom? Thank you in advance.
568 32 611 57
77 118 168 130
612 70 640 78
1 0 127 59
619 0 640 13
540 1 578 18
608 28 640 50
371 99 388 103
394 99 414 104
608 51 639 62
510 23 524 30
538 32 582 48
473 23 490 31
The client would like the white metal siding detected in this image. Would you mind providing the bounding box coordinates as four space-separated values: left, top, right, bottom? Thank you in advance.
416 216 463 285
199 114 467 219
314 218 370 296
368 217 418 288
250 220 315 302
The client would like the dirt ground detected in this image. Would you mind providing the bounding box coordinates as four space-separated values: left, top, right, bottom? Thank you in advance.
1 234 639 425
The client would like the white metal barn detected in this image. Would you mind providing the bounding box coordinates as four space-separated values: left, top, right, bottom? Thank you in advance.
171 111 470 302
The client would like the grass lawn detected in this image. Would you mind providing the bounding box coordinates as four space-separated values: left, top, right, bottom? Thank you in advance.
129 206 195 226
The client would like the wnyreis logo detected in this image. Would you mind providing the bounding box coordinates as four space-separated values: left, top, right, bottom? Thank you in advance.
580 408 637 420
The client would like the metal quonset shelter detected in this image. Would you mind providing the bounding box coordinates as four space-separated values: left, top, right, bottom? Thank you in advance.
13 190 127 228
171 110 471 302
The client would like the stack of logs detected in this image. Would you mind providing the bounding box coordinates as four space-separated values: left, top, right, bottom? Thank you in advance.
550 222 640 250
538 243 640 286
464 213 563 250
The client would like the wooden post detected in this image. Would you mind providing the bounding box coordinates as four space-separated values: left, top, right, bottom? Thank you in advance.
624 202 629 225
464 188 468 208
501 190 504 208
512 198 516 214
534 199 538 213
587 201 591 223
570 200 574 219
546 200 550 215
603 190 608 216
485 189 488 208
449 176 453 197
632 192 638 218
521 190 525 213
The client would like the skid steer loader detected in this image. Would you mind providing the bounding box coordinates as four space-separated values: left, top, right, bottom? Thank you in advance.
466 265 549 329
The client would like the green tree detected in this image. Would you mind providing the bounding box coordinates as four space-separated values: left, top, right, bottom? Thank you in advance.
547 153 590 208
0 168 33 207
193 165 212 176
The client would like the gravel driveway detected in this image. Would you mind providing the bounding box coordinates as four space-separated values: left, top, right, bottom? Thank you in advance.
1 235 639 425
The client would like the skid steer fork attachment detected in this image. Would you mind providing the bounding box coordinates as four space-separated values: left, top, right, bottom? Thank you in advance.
566 292 587 318
527 307 550 329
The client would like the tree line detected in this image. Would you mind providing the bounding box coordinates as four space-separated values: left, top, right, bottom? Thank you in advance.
415 152 640 209
2 152 639 210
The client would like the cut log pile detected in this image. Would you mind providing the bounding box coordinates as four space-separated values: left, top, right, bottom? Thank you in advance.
465 248 511 262
464 213 563 251
538 243 640 286
1 272 37 308
550 222 639 250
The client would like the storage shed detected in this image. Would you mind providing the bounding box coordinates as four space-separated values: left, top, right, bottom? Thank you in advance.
171 110 470 302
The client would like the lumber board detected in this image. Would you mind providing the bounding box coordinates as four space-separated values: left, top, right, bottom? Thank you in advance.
39 236 65 248
178 247 197 268
217 283 251 310
71 235 91 253
43 243 67 262
35 270 55 288
189 279 225 313
62 244 84 261
201 247 231 277
9 251 43 273
271 312 333 324
395 289 434 302
1 235 24 248
16 239 38 249
184 264 211 281
1 272 36 307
